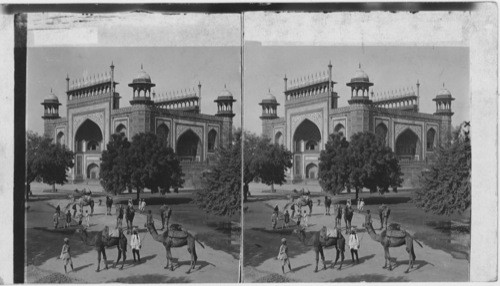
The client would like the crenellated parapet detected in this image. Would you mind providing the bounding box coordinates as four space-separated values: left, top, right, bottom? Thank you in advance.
153 87 200 113
284 62 338 108
372 86 419 112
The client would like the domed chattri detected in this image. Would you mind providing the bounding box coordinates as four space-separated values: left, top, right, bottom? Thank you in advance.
132 64 152 84
435 84 453 99
44 89 60 103
218 85 234 98
350 63 370 83
214 84 236 118
259 88 279 119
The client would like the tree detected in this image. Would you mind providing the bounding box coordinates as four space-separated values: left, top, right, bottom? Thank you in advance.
252 142 293 192
128 132 183 201
318 133 350 195
413 122 471 215
318 131 402 200
26 131 74 199
100 133 131 195
194 135 241 216
26 131 51 200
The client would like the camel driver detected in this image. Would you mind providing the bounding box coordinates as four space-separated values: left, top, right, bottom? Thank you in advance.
160 204 172 230
102 226 110 244
378 204 388 229
84 189 92 202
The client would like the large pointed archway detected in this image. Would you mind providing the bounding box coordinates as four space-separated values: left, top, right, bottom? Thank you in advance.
395 128 421 161
176 129 202 162
75 119 103 153
293 119 321 153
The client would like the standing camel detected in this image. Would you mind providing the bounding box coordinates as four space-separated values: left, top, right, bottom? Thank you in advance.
293 227 345 272
145 222 205 273
344 205 354 233
76 197 95 215
76 227 127 272
363 217 423 273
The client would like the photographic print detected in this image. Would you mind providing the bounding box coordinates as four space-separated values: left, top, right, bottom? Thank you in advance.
24 12 241 283
242 11 476 283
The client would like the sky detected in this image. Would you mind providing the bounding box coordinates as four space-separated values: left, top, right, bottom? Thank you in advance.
244 44 469 135
27 46 241 134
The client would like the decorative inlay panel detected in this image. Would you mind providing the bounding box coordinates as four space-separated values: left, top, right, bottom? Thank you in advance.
73 112 104 134
176 124 203 140
291 111 322 134
394 123 422 141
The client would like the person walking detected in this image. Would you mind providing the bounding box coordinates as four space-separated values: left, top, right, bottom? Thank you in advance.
53 211 59 229
348 228 360 264
85 210 90 227
146 210 154 226
378 204 386 230
290 204 295 219
126 205 135 234
59 238 74 274
277 238 293 274
324 196 331 215
72 203 77 218
302 210 309 228
271 212 278 230
56 205 61 217
359 198 365 212
335 204 342 229
160 204 167 230
273 204 279 216
283 210 290 228
106 196 113 215
116 205 124 229
131 228 141 263
140 199 147 213
65 210 72 228
296 211 301 227
365 209 372 225
77 210 83 226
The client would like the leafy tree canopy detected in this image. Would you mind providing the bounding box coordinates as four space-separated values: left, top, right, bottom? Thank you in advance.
414 122 471 216
100 133 131 195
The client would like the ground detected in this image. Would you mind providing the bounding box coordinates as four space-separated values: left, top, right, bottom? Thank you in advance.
243 182 470 282
25 182 239 283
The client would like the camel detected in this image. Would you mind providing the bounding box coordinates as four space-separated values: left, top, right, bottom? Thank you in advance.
75 196 95 215
293 227 346 272
363 216 423 273
343 205 354 233
145 222 205 273
76 227 127 272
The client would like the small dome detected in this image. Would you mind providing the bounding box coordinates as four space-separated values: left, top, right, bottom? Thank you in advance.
265 90 276 101
132 67 152 84
219 86 233 98
351 67 370 83
436 87 452 99
44 90 59 102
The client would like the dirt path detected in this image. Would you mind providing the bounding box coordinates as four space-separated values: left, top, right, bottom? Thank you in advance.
30 197 238 283
244 198 468 282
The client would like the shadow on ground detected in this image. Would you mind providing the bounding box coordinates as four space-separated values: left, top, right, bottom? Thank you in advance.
111 274 192 283
329 273 411 282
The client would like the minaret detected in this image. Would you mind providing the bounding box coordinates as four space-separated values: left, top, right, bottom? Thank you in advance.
284 74 288 92
433 83 455 143
198 82 202 111
346 63 373 105
416 79 420 112
129 64 155 105
259 89 279 139
328 61 339 109
66 74 70 92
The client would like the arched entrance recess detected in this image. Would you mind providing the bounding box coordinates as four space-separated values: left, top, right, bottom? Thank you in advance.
157 124 170 143
275 131 283 145
87 163 100 179
334 123 345 137
426 128 436 151
176 130 202 161
293 119 321 153
395 129 421 161
375 123 388 143
56 131 65 145
115 124 127 136
75 120 103 152
305 163 318 179
208 129 217 152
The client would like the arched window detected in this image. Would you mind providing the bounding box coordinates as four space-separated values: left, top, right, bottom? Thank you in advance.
87 140 99 151
395 129 421 161
427 128 436 151
305 163 318 179
87 163 100 179
305 140 318 151
208 129 217 152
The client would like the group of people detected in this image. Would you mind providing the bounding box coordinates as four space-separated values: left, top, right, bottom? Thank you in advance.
53 204 91 229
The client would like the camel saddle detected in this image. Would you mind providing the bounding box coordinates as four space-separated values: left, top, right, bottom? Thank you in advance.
385 223 406 238
168 224 188 239
319 226 339 244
